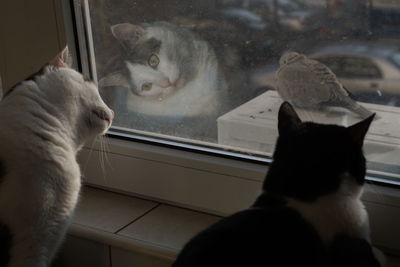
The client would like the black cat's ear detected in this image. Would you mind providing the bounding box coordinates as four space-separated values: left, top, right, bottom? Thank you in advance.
278 102 302 135
347 113 375 147
111 23 144 47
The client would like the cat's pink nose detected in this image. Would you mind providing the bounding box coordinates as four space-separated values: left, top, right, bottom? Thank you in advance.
173 77 185 89
158 77 183 88
110 109 115 120
164 77 184 89
159 78 171 88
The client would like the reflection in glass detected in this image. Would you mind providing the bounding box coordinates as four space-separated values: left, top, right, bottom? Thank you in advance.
87 0 400 178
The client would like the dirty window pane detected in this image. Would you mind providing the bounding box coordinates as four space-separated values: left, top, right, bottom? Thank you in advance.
87 0 400 179
341 57 382 79
313 56 344 75
391 51 400 68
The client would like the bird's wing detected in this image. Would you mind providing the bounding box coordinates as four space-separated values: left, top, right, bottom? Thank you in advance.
304 57 351 102
305 57 373 118
277 58 333 106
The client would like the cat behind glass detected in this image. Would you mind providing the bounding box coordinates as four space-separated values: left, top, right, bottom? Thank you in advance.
173 102 383 267
100 21 251 141
0 50 114 267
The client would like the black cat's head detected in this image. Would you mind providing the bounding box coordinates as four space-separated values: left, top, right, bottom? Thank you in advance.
263 102 375 202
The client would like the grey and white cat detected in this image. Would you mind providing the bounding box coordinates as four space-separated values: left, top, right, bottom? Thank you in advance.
0 50 114 267
108 21 225 115
100 21 229 140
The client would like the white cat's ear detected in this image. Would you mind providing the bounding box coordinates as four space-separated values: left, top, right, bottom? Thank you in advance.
278 101 302 135
347 113 375 147
50 46 73 68
111 23 144 44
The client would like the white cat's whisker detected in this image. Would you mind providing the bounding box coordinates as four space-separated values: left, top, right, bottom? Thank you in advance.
96 135 107 183
99 135 113 179
99 135 109 166
83 138 97 172
102 135 114 171
101 136 107 170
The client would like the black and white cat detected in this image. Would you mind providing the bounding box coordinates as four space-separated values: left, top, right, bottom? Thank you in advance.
0 50 114 267
173 102 383 267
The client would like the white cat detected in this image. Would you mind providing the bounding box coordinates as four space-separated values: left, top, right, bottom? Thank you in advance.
0 49 114 267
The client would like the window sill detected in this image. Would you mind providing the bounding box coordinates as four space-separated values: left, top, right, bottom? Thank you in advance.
71 185 400 261
70 186 221 261
78 137 267 215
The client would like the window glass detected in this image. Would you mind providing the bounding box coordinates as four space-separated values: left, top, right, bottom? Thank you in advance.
341 57 382 79
391 51 400 68
86 0 400 180
312 56 344 75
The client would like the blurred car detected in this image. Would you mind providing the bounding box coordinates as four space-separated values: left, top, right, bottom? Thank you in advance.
301 0 370 38
219 0 321 32
251 43 400 105
221 7 269 31
172 7 279 69
273 0 319 31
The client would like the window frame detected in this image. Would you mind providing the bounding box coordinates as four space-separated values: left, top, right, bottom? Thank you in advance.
67 0 400 253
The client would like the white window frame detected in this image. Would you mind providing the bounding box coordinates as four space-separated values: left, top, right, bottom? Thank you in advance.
67 0 400 254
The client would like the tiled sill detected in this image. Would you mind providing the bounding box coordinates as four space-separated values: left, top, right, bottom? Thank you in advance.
60 186 400 267
69 186 221 261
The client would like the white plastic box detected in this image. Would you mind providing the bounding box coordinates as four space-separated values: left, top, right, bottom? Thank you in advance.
218 90 400 173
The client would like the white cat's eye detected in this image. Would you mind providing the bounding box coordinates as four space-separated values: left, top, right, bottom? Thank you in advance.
142 82 152 91
148 54 160 68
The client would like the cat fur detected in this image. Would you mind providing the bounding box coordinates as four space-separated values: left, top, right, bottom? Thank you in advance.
172 102 382 267
0 64 113 267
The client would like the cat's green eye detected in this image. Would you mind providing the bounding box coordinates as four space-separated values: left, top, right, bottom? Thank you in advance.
148 54 160 68
142 82 152 91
